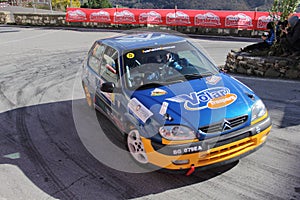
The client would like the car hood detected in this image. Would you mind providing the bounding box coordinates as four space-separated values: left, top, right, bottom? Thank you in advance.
129 73 257 136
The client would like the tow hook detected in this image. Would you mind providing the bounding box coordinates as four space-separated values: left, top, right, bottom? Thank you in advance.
186 165 195 176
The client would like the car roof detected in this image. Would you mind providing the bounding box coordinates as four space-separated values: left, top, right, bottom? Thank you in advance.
99 32 187 51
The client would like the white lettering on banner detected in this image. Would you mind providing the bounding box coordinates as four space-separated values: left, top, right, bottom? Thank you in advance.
67 10 87 21
67 8 298 30
128 98 153 123
90 10 111 22
195 12 221 26
225 13 252 27
139 11 162 24
114 10 136 23
257 16 272 29
166 11 191 25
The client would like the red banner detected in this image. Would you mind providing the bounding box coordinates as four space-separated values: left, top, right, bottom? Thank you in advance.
66 8 300 30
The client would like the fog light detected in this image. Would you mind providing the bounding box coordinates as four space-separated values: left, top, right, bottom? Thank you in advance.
172 159 190 165
260 134 268 143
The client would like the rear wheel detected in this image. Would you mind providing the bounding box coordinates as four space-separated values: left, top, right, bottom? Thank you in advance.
126 129 148 164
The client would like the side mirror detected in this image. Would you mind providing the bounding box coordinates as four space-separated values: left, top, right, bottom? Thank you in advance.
100 82 120 93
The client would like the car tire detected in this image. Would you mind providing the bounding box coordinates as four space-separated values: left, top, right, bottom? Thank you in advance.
82 83 94 109
126 129 149 164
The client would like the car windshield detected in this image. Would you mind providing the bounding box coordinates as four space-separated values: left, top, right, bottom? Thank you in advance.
123 41 219 90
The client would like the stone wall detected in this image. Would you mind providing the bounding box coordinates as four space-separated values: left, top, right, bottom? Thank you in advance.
13 13 66 26
225 51 300 79
0 11 12 24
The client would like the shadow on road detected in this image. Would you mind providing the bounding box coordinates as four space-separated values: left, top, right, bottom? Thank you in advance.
0 99 238 199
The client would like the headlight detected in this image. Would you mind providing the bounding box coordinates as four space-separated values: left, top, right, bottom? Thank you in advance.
251 100 267 123
159 125 196 141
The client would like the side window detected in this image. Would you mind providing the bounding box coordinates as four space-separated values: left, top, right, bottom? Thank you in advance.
88 42 105 73
99 46 119 84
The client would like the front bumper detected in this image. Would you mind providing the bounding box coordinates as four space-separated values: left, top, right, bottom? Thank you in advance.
142 116 272 170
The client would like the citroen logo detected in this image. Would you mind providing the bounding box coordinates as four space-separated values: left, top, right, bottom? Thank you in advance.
221 119 232 132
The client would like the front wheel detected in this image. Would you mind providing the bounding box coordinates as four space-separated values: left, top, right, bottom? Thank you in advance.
126 129 148 164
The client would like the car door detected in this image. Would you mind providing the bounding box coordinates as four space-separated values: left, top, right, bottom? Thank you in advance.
94 45 122 124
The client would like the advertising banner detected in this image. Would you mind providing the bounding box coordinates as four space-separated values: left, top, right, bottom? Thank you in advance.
66 8 300 30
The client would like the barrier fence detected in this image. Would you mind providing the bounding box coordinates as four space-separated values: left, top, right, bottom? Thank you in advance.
66 8 300 30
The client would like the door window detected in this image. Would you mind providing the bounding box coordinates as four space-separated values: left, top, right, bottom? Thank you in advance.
88 42 105 73
99 46 119 84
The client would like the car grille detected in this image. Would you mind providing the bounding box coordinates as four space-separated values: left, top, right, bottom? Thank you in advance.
198 136 255 163
199 115 248 134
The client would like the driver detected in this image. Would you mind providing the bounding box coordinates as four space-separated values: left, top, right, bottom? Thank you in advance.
166 52 183 71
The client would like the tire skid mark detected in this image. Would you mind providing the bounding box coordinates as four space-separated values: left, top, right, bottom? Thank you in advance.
36 106 138 199
11 64 78 107
1 50 83 101
215 172 286 200
0 122 19 146
0 81 16 108
33 95 140 198
50 175 89 197
246 157 300 183
16 108 77 200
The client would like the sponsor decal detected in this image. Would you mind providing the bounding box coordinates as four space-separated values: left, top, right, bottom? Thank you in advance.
142 45 175 54
126 53 135 59
257 15 272 29
159 102 169 115
206 75 221 85
139 11 162 24
90 10 111 22
195 12 221 26
166 87 237 111
225 13 252 27
67 10 87 21
117 33 166 43
166 11 191 25
128 98 153 123
114 10 136 23
151 88 168 96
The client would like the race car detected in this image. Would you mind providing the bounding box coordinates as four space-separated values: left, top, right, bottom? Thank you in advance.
81 32 272 173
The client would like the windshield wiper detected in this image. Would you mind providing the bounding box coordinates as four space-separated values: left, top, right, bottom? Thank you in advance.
184 72 214 80
184 74 203 80
136 82 164 90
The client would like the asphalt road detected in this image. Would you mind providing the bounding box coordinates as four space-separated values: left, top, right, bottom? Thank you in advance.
0 25 299 200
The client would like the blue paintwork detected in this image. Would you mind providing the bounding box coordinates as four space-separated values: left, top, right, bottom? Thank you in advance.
129 73 256 139
85 32 261 141
100 33 186 52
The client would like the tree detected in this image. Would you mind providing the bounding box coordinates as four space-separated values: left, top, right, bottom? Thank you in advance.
52 0 81 10
88 0 112 8
270 0 300 20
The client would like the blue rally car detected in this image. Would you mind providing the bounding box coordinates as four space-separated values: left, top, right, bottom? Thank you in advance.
81 32 272 172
